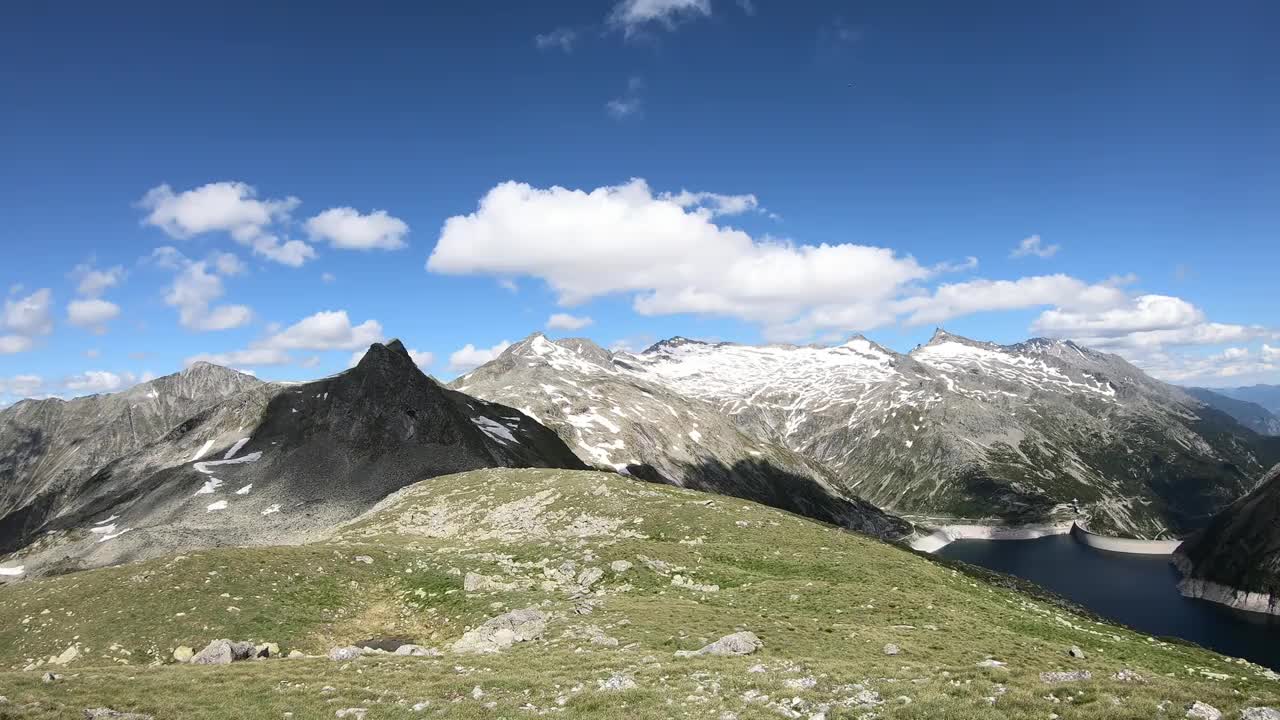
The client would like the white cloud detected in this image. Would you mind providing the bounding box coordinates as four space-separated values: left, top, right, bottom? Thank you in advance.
258 310 383 351
71 263 125 297
305 207 409 251
1263 344 1280 362
898 275 1128 327
547 313 594 331
0 336 35 354
535 27 576 52
448 340 512 373
1128 345 1279 386
0 374 44 398
212 252 248 276
139 181 315 267
1010 234 1059 259
606 96 641 119
61 370 152 395
67 298 121 333
140 181 298 239
321 272 336 283
1031 294 1202 338
3 289 54 337
185 348 293 367
661 190 760 217
608 0 711 35
162 256 254 332
428 179 932 339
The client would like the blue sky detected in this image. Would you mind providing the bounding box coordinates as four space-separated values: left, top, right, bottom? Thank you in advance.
1 0 1277 402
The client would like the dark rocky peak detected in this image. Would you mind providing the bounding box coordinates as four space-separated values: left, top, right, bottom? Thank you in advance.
352 339 425 380
642 336 710 355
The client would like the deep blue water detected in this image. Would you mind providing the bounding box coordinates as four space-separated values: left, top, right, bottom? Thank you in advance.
936 534 1280 671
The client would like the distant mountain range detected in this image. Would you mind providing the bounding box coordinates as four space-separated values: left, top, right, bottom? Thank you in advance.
459 330 1280 539
1184 387 1280 436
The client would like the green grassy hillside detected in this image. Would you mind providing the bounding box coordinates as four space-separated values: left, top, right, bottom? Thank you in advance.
0 468 1276 719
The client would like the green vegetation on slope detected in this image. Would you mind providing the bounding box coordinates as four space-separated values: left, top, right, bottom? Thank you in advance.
0 468 1276 719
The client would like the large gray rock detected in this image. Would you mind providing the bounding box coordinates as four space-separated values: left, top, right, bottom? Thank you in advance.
190 640 233 666
327 646 363 662
452 608 547 654
1185 701 1221 720
675 631 762 658
1242 709 1280 720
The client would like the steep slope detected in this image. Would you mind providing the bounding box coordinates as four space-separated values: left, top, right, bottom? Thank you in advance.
0 340 585 576
0 468 1276 719
451 333 911 540
1174 463 1280 615
1185 387 1280 436
633 331 1280 537
0 363 262 552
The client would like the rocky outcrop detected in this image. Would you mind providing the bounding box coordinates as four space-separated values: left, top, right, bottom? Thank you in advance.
452 608 547 654
1174 464 1280 615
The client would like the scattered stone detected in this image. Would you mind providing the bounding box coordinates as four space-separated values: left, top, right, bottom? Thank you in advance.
1039 671 1091 683
883 643 900 656
191 640 233 666
394 644 441 657
328 646 363 662
84 710 154 719
1068 645 1086 659
784 677 817 690
1185 701 1221 720
674 631 762 657
464 572 517 593
50 645 80 666
747 664 768 673
255 642 279 658
334 710 367 719
599 673 638 691
851 689 882 707
172 646 194 663
353 556 373 564
1241 709 1280 720
976 659 1007 668
671 574 719 593
1112 669 1144 683
287 650 305 658
452 607 547 654
471 686 485 700
576 567 604 591
42 672 61 683
411 702 430 712
610 560 633 573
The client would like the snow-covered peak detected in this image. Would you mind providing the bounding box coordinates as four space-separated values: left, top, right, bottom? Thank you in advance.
502 332 616 375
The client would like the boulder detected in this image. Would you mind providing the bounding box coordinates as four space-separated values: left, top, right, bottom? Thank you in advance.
50 645 80 666
883 643 901 656
254 642 280 658
1186 702 1221 720
42 672 61 683
1242 709 1280 720
190 640 233 666
394 644 441 657
1068 645 1086 659
171 646 194 663
598 674 638 691
610 560 633 573
452 608 547 654
328 646 363 662
287 650 306 658
675 631 762 658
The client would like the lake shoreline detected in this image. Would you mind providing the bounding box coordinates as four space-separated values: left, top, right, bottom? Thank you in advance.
910 519 1182 556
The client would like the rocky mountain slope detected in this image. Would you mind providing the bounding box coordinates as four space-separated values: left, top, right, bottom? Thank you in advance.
0 340 585 577
1 467 1276 719
0 363 263 554
1174 463 1280 615
462 330 1278 539
1185 387 1280 436
451 333 911 541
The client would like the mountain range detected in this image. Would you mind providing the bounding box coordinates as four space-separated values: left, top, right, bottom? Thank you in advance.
3 330 1279 582
458 330 1280 539
1184 387 1280 436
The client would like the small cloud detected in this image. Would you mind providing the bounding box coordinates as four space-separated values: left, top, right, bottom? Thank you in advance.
535 27 576 52
71 263 125 297
305 207 409 251
608 0 711 37
67 298 121 334
606 76 644 119
1010 234 1060 259
211 252 247 277
321 272 337 284
547 313 594 331
448 340 512 373
498 278 518 293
